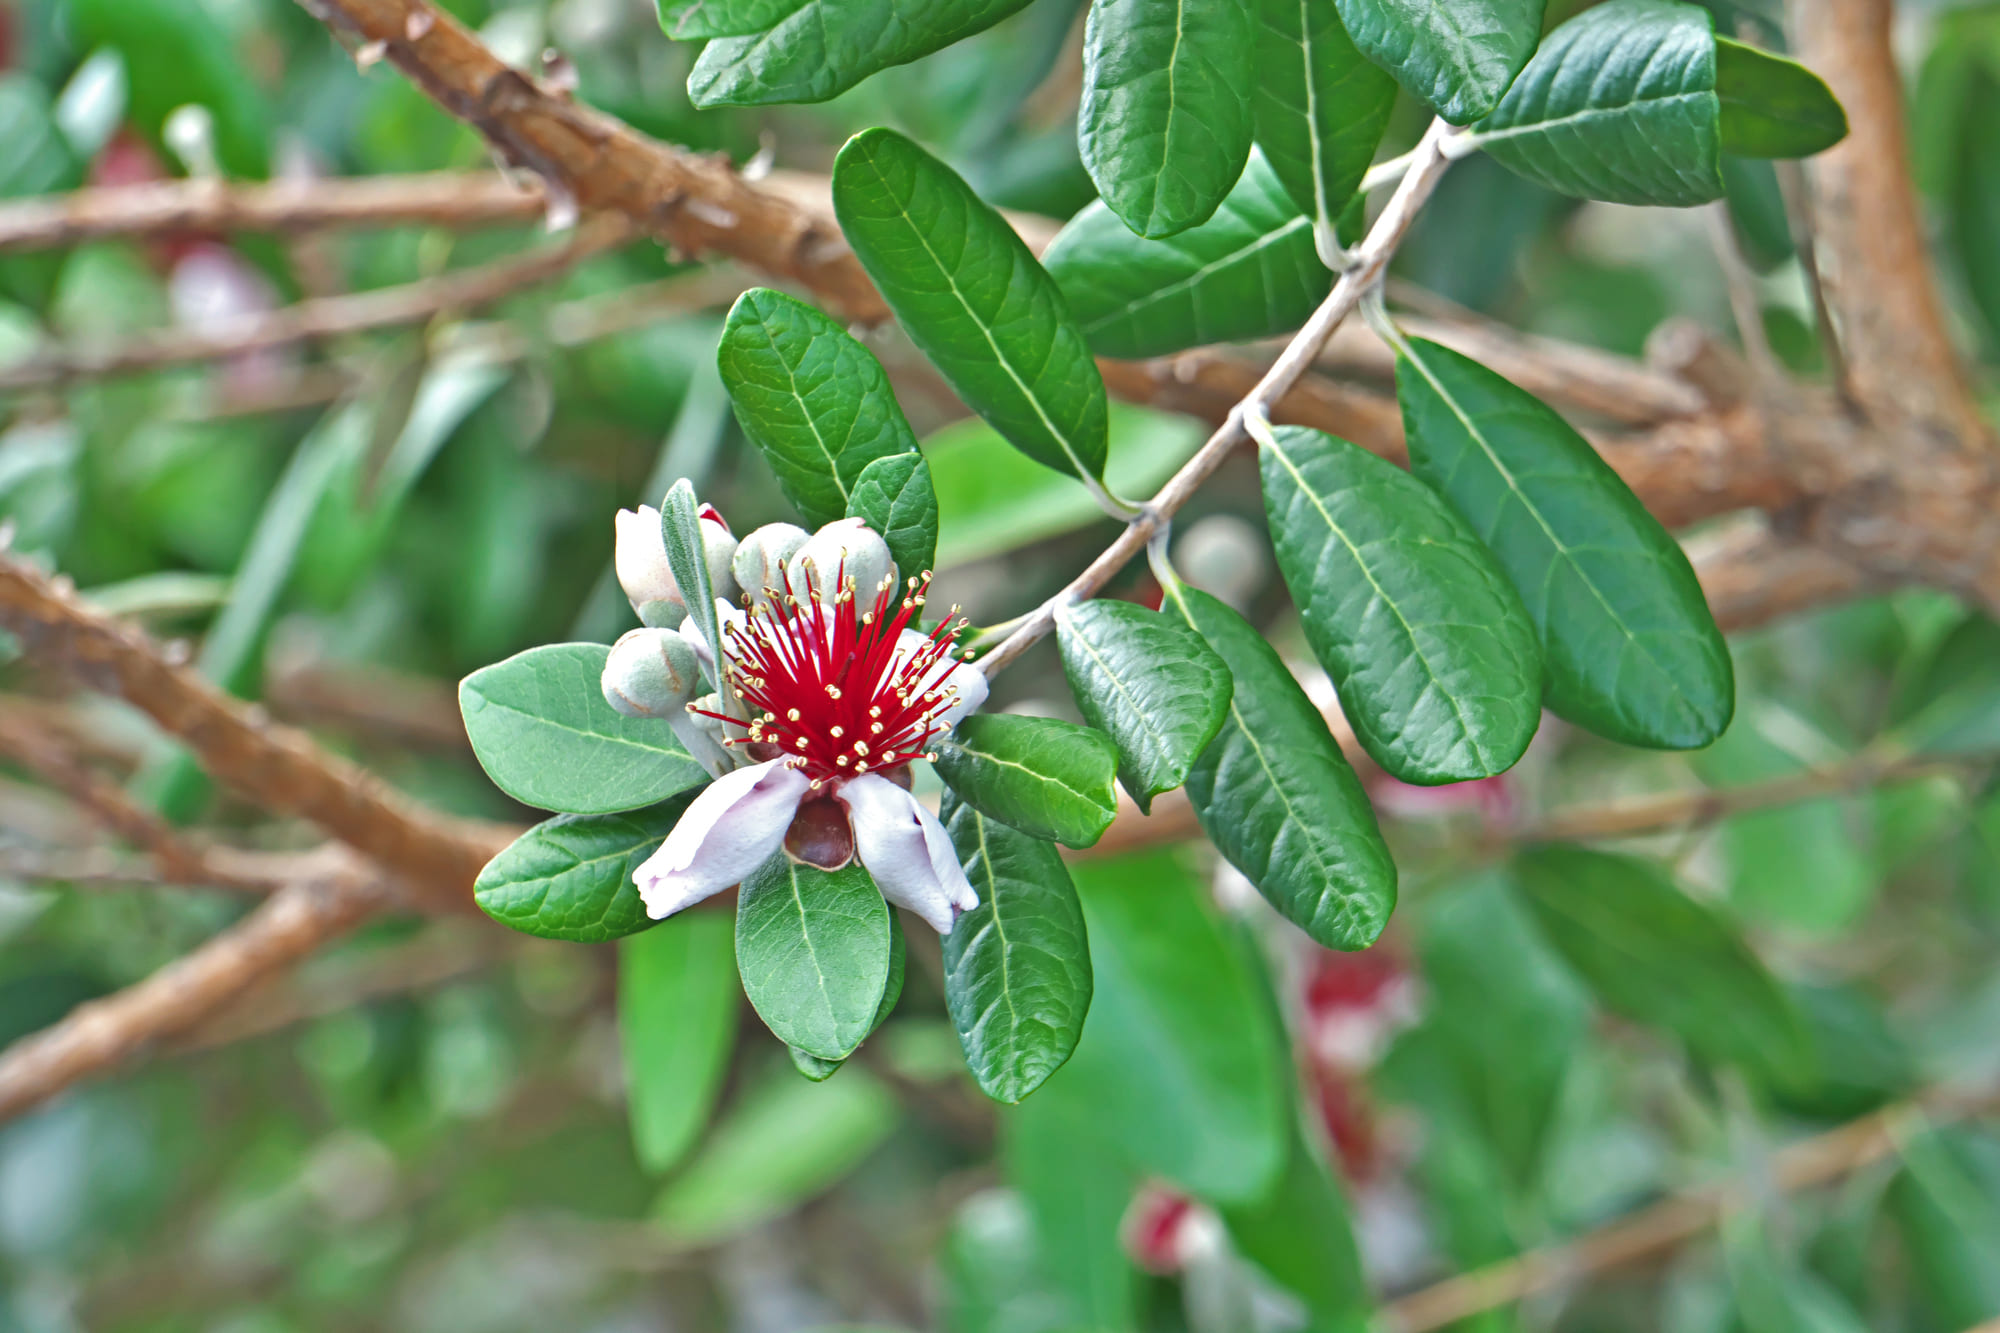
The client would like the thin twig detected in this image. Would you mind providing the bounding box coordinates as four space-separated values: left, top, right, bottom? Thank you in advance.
0 214 632 391
1381 1084 2000 1332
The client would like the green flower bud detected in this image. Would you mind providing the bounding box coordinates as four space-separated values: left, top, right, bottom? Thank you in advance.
601 628 702 717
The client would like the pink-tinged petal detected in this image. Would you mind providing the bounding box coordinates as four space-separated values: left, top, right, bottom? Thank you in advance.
635 758 809 919
615 506 682 614
838 774 979 934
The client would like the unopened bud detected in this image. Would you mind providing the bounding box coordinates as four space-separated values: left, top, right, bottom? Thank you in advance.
602 628 701 717
732 523 810 605
615 501 740 626
787 517 896 605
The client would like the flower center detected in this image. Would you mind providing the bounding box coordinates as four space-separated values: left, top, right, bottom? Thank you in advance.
695 568 967 788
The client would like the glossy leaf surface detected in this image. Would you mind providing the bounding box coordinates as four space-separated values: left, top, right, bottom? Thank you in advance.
845 451 939 582
474 804 685 943
933 714 1120 849
736 857 894 1061
1715 36 1848 159
1253 0 1399 229
1332 0 1545 123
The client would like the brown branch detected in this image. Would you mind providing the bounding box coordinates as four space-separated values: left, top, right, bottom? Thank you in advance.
1382 1084 2000 1332
0 171 547 251
0 552 506 909
0 860 388 1121
0 214 632 392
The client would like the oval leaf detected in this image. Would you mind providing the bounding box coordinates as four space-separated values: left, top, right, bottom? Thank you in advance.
1163 581 1397 949
941 797 1094 1103
1054 598 1233 813
1393 336 1734 749
619 910 741 1172
1259 424 1542 784
1468 0 1725 206
789 909 905 1081
687 0 1036 107
1253 0 1399 231
1044 150 1331 360
846 451 940 581
718 288 921 528
933 714 1120 850
1513 843 1814 1084
475 804 687 942
736 855 893 1061
833 128 1109 483
658 0 804 39
1714 36 1847 160
1079 0 1256 238
459 643 709 815
1332 0 1545 124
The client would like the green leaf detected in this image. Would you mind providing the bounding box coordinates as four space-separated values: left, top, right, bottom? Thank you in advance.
1887 1128 2000 1327
1004 1083 1141 1327
942 1191 1079 1333
1722 153 1795 271
658 0 804 39
1162 581 1396 950
941 798 1094 1103
67 0 270 177
689 0 1036 107
1714 36 1847 159
1512 843 1813 1083
0 77 80 200
735 856 893 1062
1394 336 1734 749
832 129 1109 484
1253 0 1399 231
1951 68 2000 354
718 288 921 529
933 715 1119 849
1054 598 1233 813
1723 1215 1875 1333
1469 0 1726 206
661 480 722 690
1078 0 1256 238
845 452 939 581
618 910 741 1173
1259 423 1542 784
1043 150 1331 360
1054 850 1288 1202
459 643 709 815
474 804 688 942
1331 0 1545 124
789 910 905 1081
1220 1108 1369 1327
653 1060 898 1241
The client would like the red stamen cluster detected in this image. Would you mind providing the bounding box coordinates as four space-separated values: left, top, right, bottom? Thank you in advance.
692 567 969 789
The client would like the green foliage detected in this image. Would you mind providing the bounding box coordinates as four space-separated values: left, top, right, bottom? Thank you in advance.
735 857 895 1062
1260 422 1543 783
934 714 1119 849
459 643 709 814
845 451 939 580
1078 0 1255 238
474 803 688 942
941 798 1093 1102
1333 0 1546 123
657 0 805 40
1253 0 1399 234
1054 597 1233 813
1714 36 1849 159
619 910 741 1172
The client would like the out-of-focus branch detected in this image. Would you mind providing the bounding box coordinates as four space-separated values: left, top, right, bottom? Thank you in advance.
0 860 387 1121
0 214 632 392
0 552 505 909
0 171 547 251
1382 1083 2000 1332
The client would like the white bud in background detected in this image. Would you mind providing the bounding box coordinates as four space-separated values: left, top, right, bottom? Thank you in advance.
1173 514 1270 612
700 518 741 607
601 628 701 717
615 503 740 626
787 517 897 605
732 523 810 605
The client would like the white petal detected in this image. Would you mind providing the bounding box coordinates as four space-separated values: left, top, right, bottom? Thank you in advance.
634 758 809 918
838 774 979 934
891 628 989 731
614 506 680 610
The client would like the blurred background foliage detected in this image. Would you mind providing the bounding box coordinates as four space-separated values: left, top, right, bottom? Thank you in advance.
0 0 1999 1330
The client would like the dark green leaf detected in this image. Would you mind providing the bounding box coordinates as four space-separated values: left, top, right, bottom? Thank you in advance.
475 803 688 942
459 643 708 815
1770 981 1913 1121
1254 0 1399 229
736 856 893 1061
1887 1128 2000 1327
1722 153 1795 271
1714 36 1847 159
789 911 905 1081
1054 598 1233 813
1259 423 1542 783
619 910 741 1172
1332 0 1545 123
653 1061 898 1241
1395 337 1734 749
67 0 270 177
1053 850 1288 1202
1470 0 1725 206
846 451 939 581
1512 843 1813 1083
833 129 1109 483
1952 68 2000 354
689 0 1037 107
1044 150 1331 360
717 288 921 528
1078 0 1256 238
941 798 1094 1103
658 0 804 39
933 714 1119 849
1162 582 1396 950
